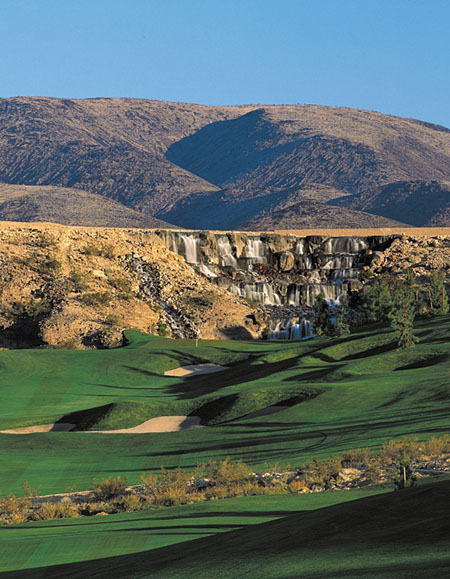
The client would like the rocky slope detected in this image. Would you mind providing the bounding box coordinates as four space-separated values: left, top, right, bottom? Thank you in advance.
1 98 449 229
0 223 258 348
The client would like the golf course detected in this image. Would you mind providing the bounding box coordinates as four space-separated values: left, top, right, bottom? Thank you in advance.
1 314 450 575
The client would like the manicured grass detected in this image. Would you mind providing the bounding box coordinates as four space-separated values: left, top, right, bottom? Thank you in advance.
0 485 391 573
3 479 450 578
0 316 449 495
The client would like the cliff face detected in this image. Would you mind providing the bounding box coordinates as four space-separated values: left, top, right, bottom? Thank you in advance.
0 223 448 348
0 223 258 348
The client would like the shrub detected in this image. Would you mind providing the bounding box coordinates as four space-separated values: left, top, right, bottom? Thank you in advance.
341 448 370 467
92 476 128 501
79 292 112 307
82 243 102 257
68 270 90 292
36 502 79 520
108 276 133 297
380 437 421 465
157 323 168 337
35 232 57 248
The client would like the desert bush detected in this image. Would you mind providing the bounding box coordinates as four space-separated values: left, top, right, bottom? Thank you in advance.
304 456 342 486
68 269 89 292
79 292 112 307
108 494 143 513
108 276 132 295
423 435 450 457
157 323 168 337
36 502 79 520
341 448 370 467
92 476 128 501
35 232 57 248
364 463 384 485
380 437 421 465
204 457 253 487
288 480 309 493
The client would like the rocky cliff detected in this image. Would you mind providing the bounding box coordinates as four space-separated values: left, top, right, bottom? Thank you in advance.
0 223 448 348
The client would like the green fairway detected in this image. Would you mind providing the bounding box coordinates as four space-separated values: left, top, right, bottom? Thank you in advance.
0 316 449 495
3 479 449 578
0 486 390 573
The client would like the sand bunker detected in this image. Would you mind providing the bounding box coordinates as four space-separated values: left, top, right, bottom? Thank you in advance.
0 423 75 434
89 416 202 433
1 417 202 435
164 363 228 377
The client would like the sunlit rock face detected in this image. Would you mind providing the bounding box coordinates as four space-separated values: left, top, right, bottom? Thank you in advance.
156 230 397 339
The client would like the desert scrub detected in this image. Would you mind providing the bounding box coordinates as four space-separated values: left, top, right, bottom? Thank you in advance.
78 291 112 306
68 269 90 292
91 476 128 501
34 232 57 248
82 242 116 259
108 275 133 297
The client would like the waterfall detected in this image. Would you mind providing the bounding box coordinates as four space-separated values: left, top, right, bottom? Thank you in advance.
217 235 238 269
324 237 368 254
153 229 396 342
180 234 199 264
245 237 265 259
199 263 217 278
268 318 313 341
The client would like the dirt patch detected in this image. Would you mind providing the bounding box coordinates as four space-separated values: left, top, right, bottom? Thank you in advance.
164 363 229 377
0 422 75 434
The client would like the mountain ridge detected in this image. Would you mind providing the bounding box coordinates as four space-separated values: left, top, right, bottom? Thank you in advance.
0 97 449 229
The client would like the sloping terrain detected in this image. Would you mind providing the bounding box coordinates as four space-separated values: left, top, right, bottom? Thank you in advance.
0 222 257 349
331 180 450 226
0 97 253 214
0 98 449 228
240 199 406 230
162 106 450 228
0 184 172 228
0 315 449 495
6 480 448 578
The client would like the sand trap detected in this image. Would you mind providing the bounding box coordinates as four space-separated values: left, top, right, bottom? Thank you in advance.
89 416 203 433
0 423 75 434
164 364 229 377
237 406 286 420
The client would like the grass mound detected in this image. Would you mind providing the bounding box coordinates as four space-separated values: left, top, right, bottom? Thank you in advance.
4 480 449 578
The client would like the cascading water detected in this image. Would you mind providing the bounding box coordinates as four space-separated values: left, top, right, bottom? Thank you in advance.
155 230 397 341
180 234 199 264
217 235 238 269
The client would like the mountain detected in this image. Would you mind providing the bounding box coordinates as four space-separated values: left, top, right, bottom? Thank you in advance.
0 97 449 229
0 183 172 228
329 180 450 227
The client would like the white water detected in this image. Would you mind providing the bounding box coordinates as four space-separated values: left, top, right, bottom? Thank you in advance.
268 319 313 341
180 234 199 264
217 236 238 269
324 237 368 254
199 263 218 278
230 282 281 305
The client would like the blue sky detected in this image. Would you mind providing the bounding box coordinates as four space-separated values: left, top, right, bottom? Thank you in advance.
1 0 449 127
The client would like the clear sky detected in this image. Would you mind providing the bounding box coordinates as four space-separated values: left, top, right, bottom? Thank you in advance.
1 0 449 127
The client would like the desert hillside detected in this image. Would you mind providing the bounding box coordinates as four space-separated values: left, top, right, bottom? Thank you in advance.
0 98 449 229
0 222 258 348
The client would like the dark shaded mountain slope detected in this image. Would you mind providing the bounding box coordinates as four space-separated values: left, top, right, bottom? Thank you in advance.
330 180 450 227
